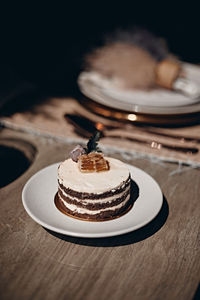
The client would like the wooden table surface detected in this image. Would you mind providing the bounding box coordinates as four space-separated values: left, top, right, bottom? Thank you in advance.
0 128 199 300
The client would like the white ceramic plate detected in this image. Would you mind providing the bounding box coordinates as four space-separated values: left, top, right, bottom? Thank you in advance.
78 63 200 115
22 163 163 238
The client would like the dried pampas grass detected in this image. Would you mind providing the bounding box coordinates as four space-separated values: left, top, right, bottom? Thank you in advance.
84 42 157 90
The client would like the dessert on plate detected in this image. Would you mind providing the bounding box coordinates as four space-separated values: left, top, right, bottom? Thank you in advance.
55 132 133 221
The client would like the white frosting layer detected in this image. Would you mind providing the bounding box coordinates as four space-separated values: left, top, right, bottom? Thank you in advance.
59 185 130 204
58 157 130 194
59 193 130 215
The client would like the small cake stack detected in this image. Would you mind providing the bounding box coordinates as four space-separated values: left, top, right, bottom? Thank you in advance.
56 133 132 221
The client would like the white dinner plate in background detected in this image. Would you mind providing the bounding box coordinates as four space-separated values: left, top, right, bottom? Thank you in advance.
78 63 200 115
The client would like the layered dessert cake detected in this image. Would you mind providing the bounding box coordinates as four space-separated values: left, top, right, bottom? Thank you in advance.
55 133 132 221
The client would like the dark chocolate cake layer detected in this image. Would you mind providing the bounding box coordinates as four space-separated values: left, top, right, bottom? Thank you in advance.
55 193 133 221
58 174 131 200
58 188 130 210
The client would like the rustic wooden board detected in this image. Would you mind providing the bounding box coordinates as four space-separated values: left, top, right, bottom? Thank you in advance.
0 128 199 300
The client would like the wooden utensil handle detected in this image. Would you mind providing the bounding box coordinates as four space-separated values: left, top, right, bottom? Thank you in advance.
155 59 181 89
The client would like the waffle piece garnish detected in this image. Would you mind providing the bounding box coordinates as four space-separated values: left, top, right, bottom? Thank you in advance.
78 152 110 173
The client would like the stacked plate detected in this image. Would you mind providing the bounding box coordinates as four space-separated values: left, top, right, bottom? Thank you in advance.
78 63 200 125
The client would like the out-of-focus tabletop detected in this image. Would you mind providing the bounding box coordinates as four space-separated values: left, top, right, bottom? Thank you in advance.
0 127 199 300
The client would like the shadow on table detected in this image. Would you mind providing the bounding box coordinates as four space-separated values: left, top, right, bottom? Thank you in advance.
193 283 200 300
46 182 169 247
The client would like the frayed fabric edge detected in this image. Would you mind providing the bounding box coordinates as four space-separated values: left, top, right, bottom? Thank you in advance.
1 119 200 171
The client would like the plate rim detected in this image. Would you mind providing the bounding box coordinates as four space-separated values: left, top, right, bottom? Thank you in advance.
78 71 200 115
22 162 163 238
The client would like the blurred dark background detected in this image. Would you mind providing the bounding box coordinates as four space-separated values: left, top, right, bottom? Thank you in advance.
0 2 199 96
